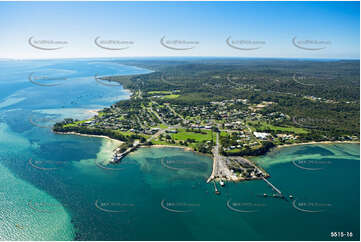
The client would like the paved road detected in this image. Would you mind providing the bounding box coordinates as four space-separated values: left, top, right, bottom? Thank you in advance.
165 103 186 123
148 104 167 126
226 74 243 88
146 129 165 143
244 119 261 145
207 132 233 182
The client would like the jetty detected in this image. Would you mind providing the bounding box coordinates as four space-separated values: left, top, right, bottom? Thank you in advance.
213 181 220 195
261 176 283 196
111 140 140 163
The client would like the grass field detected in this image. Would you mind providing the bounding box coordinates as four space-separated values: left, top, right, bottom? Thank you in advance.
220 131 229 137
63 119 92 128
97 112 105 117
158 124 168 129
114 130 137 136
171 128 215 142
151 140 180 146
161 94 180 99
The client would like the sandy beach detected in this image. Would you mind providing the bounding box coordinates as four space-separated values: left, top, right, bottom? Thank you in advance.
87 109 101 115
139 144 213 158
54 131 124 145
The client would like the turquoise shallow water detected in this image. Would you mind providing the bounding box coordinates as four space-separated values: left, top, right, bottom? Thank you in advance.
0 59 359 240
0 59 151 240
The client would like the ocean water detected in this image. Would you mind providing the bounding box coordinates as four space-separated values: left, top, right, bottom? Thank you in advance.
0 59 151 240
0 59 359 240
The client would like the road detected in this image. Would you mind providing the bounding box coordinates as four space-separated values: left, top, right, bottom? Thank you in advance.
146 128 165 143
244 119 261 145
160 75 180 87
207 132 233 182
165 103 186 123
148 104 167 126
226 74 242 88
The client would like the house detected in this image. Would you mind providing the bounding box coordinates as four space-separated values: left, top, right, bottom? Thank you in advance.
253 132 270 140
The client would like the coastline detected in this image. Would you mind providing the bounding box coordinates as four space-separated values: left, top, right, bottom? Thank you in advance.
246 140 360 162
54 130 359 163
274 140 360 150
139 144 213 157
53 131 124 146
87 109 101 115
55 129 359 160
52 69 360 183
54 131 213 156
140 144 193 151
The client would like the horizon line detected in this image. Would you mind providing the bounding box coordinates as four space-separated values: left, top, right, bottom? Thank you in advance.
1 56 359 61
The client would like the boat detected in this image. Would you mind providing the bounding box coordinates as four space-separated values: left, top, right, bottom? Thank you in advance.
220 180 225 187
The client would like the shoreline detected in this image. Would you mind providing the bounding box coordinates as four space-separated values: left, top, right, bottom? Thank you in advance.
53 131 124 146
55 130 359 158
245 140 360 162
54 131 213 155
140 144 193 151
87 109 101 115
139 144 213 157
54 131 359 184
274 140 360 150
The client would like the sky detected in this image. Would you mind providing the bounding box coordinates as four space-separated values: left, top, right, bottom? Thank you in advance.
0 1 359 59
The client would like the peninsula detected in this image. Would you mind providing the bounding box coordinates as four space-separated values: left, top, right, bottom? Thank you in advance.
53 59 360 182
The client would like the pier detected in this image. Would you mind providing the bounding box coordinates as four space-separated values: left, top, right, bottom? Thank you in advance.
111 140 140 163
261 176 283 196
110 128 165 164
213 181 220 195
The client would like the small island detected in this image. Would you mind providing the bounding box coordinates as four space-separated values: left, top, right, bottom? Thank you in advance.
53 59 360 183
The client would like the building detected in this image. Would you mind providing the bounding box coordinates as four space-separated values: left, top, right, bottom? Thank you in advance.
253 132 271 140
